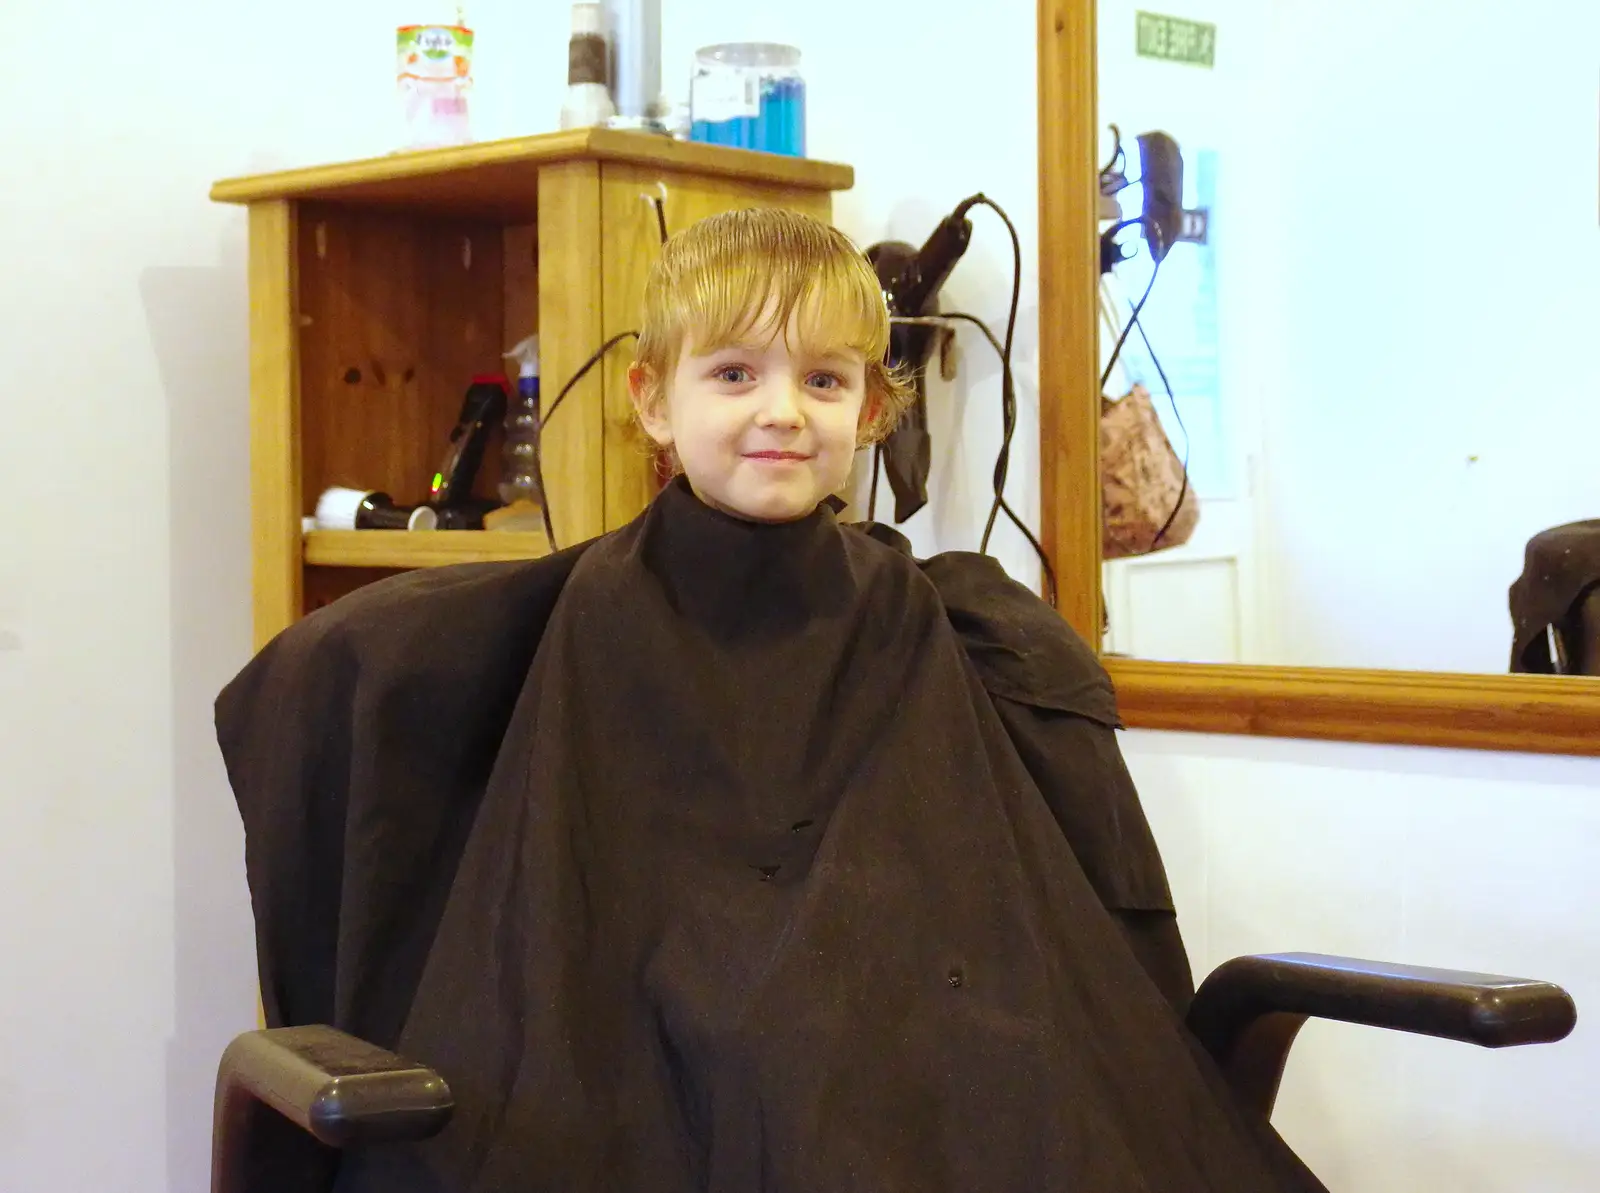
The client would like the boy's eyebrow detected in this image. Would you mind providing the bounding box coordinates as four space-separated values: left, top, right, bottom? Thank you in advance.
692 336 770 355
807 349 867 371
688 336 866 365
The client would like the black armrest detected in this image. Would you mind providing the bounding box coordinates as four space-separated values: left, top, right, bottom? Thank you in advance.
1187 952 1577 1119
211 1025 453 1193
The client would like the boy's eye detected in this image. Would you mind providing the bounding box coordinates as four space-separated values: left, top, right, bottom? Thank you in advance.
806 371 843 391
713 365 753 384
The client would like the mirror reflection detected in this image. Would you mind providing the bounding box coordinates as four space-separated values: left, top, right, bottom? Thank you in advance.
1094 0 1600 675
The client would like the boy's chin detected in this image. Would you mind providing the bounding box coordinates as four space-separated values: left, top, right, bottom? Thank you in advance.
699 481 823 524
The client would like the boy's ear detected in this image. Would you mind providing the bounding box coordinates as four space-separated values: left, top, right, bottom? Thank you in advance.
857 391 885 441
629 363 674 447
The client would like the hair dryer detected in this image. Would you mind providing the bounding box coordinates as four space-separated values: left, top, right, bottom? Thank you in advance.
1135 131 1183 261
866 196 980 522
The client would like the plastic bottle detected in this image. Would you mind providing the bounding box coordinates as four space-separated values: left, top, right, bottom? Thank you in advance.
602 0 667 129
560 3 616 129
500 336 543 506
396 23 475 149
690 43 805 156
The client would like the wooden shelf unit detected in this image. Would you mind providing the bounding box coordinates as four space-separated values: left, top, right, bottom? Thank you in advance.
301 530 551 569
214 128 853 647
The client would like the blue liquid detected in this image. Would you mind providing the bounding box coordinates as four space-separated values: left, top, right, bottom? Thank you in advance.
691 76 806 157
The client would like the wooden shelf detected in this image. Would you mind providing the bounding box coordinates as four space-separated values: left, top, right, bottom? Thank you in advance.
303 530 550 569
211 128 853 221
223 129 848 640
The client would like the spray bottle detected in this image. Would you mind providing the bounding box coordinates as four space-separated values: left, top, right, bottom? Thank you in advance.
500 335 542 507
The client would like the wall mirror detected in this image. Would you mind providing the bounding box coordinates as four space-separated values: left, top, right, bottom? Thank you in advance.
1036 0 1600 754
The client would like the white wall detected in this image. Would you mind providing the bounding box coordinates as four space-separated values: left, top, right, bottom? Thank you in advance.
1 2 1594 1192
1129 731 1600 1192
1245 0 1600 672
1 5 260 1189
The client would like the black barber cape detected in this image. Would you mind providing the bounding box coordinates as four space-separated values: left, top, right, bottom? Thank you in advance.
217 477 1325 1193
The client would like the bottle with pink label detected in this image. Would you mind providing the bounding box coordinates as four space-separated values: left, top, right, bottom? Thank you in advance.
397 24 474 150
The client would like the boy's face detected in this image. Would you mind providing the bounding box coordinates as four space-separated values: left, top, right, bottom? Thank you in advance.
633 308 870 523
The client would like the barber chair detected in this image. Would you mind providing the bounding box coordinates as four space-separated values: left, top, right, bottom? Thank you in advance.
212 950 1575 1193
1510 519 1600 675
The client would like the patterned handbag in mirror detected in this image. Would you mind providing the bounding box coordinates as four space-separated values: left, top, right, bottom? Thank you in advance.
1100 384 1199 560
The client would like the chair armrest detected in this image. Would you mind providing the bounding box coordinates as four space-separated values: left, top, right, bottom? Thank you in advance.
212 1025 453 1193
1186 952 1577 1119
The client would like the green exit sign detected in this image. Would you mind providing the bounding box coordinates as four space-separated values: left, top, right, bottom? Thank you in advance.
1136 11 1216 67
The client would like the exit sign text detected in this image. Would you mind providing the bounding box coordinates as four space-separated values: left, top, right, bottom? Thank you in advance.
1136 11 1216 67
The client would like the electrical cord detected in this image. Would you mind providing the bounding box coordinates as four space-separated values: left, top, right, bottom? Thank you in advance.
868 193 1055 604
648 193 669 245
533 329 640 549
1101 214 1191 553
964 197 1024 561
877 192 1054 603
1132 318 1191 550
968 196 1057 606
868 442 883 522
1099 124 1129 193
1100 250 1163 392
527 199 666 550
893 311 1057 609
540 330 639 431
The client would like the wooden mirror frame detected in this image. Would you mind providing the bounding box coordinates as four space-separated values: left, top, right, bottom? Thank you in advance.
1035 0 1600 756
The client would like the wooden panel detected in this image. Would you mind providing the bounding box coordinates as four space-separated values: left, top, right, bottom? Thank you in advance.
537 161 607 548
210 128 852 221
303 529 548 568
596 163 833 528
296 204 506 513
247 200 301 649
503 222 539 353
1108 660 1600 757
1036 0 1102 640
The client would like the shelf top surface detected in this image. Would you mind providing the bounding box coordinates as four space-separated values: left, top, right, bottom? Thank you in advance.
211 128 853 219
303 529 549 568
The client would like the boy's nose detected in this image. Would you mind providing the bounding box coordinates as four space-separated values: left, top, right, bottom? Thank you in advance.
755 382 805 427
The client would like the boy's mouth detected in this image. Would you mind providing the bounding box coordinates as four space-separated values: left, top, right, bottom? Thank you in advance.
743 451 812 462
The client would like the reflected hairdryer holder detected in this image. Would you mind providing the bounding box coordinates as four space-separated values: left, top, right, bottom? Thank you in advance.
1099 126 1209 273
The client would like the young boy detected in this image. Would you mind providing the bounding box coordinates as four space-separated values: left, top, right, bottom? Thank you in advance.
217 208 1324 1192
625 207 910 525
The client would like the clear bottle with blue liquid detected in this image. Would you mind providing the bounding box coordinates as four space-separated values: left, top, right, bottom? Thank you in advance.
689 43 805 157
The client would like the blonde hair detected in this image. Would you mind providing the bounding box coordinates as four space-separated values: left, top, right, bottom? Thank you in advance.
631 207 915 444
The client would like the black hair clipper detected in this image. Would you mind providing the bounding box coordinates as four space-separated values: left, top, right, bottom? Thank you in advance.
429 376 508 524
